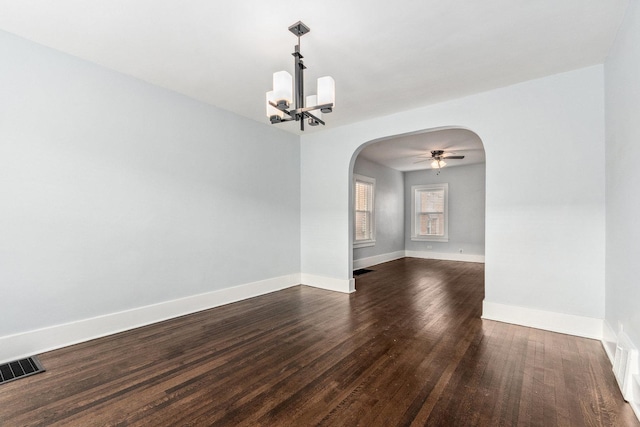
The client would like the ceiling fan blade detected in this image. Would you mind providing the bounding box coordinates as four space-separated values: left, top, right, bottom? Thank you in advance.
444 155 465 159
413 159 431 163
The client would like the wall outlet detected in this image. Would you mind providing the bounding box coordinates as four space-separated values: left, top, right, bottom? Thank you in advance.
426 245 432 249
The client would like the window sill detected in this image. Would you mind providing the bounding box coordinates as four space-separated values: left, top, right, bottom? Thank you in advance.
411 236 449 242
353 240 376 248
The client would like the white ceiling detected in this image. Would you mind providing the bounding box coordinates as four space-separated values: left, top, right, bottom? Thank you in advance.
358 128 485 172
0 0 629 137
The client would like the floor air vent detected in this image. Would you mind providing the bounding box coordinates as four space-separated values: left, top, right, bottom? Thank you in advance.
0 356 45 385
353 268 374 276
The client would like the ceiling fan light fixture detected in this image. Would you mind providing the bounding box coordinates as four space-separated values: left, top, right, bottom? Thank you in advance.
431 159 446 169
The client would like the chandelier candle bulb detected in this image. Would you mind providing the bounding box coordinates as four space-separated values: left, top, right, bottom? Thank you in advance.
272 71 293 108
317 76 335 112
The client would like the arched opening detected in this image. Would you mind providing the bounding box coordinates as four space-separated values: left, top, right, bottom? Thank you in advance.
348 127 486 288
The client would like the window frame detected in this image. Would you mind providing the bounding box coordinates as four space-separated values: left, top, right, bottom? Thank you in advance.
353 174 376 248
411 183 449 242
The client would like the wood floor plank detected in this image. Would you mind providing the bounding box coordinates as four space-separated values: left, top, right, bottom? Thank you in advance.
0 258 637 426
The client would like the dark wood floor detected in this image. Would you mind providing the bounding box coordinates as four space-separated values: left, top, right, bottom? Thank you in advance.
1 258 637 426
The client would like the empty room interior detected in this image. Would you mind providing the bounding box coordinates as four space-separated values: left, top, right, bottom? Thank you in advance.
1 1 640 425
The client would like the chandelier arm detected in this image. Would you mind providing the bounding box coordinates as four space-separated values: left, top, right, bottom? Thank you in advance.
303 111 326 126
289 103 333 115
269 116 295 124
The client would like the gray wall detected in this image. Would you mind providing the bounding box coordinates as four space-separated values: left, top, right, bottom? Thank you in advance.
0 31 301 338
604 0 640 347
353 157 404 261
404 164 486 256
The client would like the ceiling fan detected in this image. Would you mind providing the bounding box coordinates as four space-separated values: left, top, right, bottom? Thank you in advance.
415 150 465 170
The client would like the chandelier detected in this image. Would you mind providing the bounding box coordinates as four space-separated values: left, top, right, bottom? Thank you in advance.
266 21 335 131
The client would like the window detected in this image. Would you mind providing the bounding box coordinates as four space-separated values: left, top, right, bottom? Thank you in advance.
411 183 449 242
353 174 375 248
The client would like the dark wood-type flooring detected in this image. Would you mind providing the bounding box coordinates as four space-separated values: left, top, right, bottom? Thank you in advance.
1 258 638 426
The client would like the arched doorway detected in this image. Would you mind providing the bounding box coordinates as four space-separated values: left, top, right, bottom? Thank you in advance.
349 127 486 287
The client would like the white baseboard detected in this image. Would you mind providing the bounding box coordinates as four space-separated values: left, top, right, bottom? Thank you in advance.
301 273 355 293
602 320 618 364
353 251 405 269
405 250 485 263
482 301 603 340
0 274 301 364
632 375 640 421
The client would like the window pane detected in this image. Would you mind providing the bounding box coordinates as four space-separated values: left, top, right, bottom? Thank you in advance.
354 177 374 243
412 184 448 241
419 213 444 236
419 189 444 213
355 181 371 211
355 211 370 240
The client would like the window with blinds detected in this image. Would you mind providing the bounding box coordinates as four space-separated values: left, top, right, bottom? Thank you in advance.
411 183 449 242
354 174 375 247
